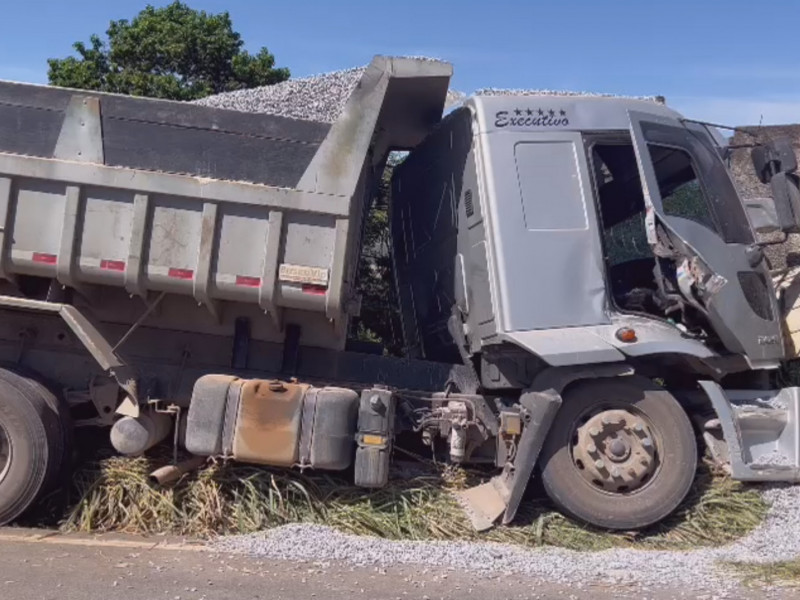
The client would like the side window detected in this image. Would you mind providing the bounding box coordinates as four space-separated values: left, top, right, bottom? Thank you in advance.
648 144 718 233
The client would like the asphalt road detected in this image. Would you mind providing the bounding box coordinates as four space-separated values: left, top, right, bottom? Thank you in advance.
0 528 789 600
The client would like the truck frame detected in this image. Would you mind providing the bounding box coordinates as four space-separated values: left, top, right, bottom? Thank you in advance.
0 56 798 531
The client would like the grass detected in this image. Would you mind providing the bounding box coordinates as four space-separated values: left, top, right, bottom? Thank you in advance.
46 451 768 552
724 559 800 588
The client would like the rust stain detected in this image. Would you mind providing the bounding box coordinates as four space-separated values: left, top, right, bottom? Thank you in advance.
232 379 309 467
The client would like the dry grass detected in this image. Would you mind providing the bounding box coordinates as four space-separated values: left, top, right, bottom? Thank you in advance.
725 559 800 587
56 453 767 552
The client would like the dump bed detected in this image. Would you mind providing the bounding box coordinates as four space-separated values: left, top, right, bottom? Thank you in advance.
0 56 452 350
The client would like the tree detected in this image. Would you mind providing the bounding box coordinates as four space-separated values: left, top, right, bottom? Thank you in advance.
351 154 406 355
47 2 289 101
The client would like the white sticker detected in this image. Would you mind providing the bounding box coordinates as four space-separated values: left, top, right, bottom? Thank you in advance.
278 263 329 286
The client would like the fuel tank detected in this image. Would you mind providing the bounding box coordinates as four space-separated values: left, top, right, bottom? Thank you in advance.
185 375 359 470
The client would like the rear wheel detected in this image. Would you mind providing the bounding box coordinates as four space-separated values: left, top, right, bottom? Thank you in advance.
0 369 66 524
539 376 697 530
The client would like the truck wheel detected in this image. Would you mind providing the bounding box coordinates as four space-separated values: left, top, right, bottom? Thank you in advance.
10 374 73 489
0 369 65 524
539 376 697 530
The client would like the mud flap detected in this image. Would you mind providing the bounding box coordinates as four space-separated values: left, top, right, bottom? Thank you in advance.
456 388 561 530
457 364 634 530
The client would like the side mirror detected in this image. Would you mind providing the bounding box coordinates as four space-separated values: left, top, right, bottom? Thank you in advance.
769 172 800 234
751 137 798 183
745 198 781 234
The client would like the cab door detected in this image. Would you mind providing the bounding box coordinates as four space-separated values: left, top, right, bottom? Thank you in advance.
628 110 784 364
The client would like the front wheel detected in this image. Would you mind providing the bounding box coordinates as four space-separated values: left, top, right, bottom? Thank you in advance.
539 376 697 530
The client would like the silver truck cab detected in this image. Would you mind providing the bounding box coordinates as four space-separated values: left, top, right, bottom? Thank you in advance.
393 92 800 528
396 93 784 372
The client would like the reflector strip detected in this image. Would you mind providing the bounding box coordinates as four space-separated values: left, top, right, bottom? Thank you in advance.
168 268 194 280
100 259 126 272
235 275 261 288
361 434 386 446
301 284 327 296
32 252 57 264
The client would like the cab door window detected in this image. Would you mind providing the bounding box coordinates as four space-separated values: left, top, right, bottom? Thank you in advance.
648 144 718 233
641 121 754 244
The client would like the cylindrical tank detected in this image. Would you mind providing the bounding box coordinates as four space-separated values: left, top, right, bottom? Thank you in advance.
110 411 173 456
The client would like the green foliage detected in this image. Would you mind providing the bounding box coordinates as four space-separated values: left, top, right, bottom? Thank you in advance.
726 559 800 587
47 2 289 100
58 454 766 552
352 154 406 355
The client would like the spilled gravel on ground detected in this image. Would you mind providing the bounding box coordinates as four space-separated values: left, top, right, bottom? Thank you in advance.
212 485 800 596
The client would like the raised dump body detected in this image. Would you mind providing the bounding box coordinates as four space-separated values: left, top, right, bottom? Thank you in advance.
0 56 452 349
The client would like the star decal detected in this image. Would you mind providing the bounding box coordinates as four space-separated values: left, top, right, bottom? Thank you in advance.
537 108 544 116
559 109 566 116
548 109 555 117
526 108 534 116
514 108 522 116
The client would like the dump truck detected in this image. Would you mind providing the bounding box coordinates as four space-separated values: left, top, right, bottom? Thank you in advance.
0 55 799 531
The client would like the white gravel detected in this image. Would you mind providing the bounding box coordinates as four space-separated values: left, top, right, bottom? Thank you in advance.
193 67 367 123
212 484 800 595
193 62 660 127
475 88 664 103
193 57 457 124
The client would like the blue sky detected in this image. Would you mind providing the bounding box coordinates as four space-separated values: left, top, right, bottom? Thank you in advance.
1 0 798 125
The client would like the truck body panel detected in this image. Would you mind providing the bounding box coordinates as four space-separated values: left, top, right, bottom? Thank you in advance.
0 56 452 350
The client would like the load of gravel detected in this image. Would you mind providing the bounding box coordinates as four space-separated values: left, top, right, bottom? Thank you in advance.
193 57 460 124
213 484 800 595
193 67 367 123
192 61 658 127
475 88 665 103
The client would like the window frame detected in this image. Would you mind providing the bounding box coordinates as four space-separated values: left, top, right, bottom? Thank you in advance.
638 120 754 245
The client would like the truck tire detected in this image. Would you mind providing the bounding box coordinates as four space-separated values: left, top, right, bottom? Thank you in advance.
539 376 697 530
0 369 66 524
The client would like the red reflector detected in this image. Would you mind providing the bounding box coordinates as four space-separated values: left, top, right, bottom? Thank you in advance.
301 284 327 296
168 268 194 280
32 252 57 264
235 275 261 288
100 259 126 272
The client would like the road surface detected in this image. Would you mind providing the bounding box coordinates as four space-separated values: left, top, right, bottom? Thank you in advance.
0 528 789 599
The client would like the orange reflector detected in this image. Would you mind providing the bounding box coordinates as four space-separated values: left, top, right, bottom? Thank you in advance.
615 327 637 343
361 434 386 446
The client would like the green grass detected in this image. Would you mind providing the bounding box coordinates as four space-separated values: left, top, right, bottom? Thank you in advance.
53 454 767 552
724 559 800 587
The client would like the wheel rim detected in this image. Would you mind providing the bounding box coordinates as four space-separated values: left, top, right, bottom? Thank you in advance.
0 421 11 484
570 405 660 494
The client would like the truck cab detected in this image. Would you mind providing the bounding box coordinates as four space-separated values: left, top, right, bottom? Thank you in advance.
393 91 800 529
394 93 787 376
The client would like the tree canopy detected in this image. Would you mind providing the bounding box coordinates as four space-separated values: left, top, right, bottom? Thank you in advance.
47 1 289 101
